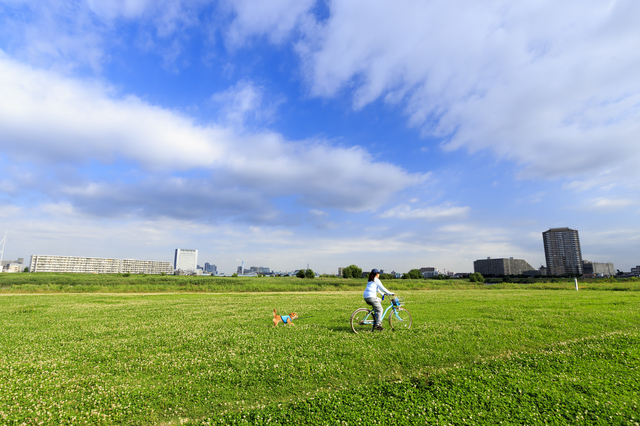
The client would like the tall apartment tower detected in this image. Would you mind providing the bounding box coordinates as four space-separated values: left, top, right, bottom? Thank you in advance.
174 249 198 272
542 227 583 276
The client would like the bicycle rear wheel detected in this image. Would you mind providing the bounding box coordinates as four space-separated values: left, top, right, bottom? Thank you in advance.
350 308 374 333
388 307 412 330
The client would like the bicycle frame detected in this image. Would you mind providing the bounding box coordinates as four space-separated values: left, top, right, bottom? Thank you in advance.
363 296 404 325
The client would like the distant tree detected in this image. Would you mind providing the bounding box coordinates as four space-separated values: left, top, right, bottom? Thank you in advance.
122 272 130 277
342 265 362 279
231 273 238 277
468 272 485 283
380 273 395 280
296 269 306 278
23 267 29 273
305 269 315 279
160 272 166 276
402 269 422 280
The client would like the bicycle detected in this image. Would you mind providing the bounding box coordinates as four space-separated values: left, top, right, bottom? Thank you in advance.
350 295 412 333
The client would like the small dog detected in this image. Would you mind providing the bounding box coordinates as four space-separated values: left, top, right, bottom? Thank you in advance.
273 309 298 327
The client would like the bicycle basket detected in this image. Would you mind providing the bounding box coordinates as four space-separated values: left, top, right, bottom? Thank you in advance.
392 296 404 306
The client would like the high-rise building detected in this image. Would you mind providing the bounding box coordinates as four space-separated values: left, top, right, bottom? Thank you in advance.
542 227 583 276
204 262 217 274
174 249 198 272
473 257 536 276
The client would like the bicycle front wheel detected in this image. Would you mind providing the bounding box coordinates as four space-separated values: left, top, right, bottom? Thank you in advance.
350 308 374 333
389 307 412 330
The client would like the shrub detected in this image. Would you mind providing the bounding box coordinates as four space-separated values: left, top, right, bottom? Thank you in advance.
342 265 363 279
402 269 422 280
468 272 484 283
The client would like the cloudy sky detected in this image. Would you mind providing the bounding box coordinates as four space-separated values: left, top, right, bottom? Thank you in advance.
1 0 639 274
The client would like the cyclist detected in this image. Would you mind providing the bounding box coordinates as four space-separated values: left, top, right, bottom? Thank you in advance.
363 269 394 331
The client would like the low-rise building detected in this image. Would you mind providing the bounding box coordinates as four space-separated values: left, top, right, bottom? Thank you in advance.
582 260 615 277
1 257 24 270
3 262 24 273
419 267 440 278
30 255 173 274
474 257 536 277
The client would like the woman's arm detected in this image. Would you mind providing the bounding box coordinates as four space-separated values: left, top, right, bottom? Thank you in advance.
374 277 393 295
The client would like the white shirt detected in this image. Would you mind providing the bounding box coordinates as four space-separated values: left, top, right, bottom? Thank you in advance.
363 277 392 299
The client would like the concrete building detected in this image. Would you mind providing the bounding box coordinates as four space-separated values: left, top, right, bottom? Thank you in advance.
338 267 344 277
121 259 173 275
542 227 583 276
174 249 198 272
630 266 640 276
204 262 217 274
29 255 172 274
3 263 24 273
473 257 536 276
1 257 24 268
2 257 24 273
582 260 615 277
249 266 270 274
419 267 440 278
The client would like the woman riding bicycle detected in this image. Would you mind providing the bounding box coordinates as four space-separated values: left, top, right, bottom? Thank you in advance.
363 269 394 331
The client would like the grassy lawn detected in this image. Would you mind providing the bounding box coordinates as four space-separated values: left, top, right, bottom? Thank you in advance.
1 289 639 424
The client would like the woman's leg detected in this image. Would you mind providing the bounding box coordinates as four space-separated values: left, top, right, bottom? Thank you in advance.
364 297 383 325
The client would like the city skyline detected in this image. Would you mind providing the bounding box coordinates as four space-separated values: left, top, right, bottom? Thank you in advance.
9 226 633 276
1 2 639 273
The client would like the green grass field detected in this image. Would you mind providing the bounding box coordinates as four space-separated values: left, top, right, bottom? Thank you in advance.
1 287 639 425
2 272 639 293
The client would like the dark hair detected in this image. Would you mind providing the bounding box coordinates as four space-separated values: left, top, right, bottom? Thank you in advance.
368 271 378 282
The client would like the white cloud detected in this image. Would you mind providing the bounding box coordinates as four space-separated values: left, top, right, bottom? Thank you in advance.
0 52 225 169
379 203 469 221
0 53 424 217
211 80 284 127
0 0 206 70
585 197 637 212
222 0 316 47
225 0 640 188
0 204 21 217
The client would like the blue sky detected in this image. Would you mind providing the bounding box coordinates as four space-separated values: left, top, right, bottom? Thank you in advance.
1 0 639 274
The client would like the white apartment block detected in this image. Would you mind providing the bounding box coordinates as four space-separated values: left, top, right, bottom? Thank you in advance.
174 249 198 272
121 259 174 275
420 267 441 278
29 255 173 275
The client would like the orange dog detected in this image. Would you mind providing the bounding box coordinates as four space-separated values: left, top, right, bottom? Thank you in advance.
273 309 298 327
